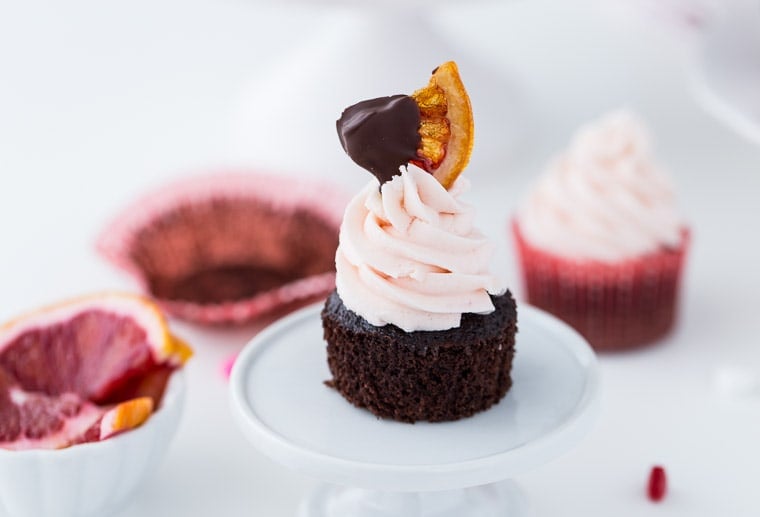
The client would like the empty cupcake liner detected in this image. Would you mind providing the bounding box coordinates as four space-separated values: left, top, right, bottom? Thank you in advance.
512 220 689 351
97 172 348 325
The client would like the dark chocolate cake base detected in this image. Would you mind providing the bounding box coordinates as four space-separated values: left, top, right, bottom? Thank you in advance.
321 290 518 423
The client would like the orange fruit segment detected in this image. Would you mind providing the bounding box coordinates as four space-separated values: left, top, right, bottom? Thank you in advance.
0 292 191 450
99 397 154 440
411 61 474 190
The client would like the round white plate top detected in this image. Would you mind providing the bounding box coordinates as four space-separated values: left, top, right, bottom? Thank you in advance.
230 303 599 491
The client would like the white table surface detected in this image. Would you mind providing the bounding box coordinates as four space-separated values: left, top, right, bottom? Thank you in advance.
1 1 759 516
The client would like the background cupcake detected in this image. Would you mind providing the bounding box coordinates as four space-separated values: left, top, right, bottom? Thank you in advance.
512 110 689 351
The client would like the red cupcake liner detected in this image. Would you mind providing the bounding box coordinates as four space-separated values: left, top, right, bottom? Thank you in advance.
511 220 689 351
97 171 349 325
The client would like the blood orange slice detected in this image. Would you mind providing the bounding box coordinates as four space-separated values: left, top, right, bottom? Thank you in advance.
411 61 474 190
0 293 191 450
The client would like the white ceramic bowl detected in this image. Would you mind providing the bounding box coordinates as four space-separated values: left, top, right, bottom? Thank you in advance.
0 371 185 517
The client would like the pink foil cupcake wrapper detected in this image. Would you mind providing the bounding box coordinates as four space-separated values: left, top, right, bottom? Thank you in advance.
97 172 348 325
155 272 337 325
512 219 689 350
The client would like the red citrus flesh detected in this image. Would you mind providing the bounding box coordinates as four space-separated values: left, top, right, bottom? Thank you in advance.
0 293 191 450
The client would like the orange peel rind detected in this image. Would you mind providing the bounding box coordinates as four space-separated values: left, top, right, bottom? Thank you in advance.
411 61 474 190
0 292 193 367
99 397 154 440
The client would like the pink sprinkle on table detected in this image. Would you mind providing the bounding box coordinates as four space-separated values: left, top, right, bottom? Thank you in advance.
221 353 239 380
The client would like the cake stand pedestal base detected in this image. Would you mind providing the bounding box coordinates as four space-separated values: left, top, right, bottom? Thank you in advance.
230 305 600 517
300 481 527 517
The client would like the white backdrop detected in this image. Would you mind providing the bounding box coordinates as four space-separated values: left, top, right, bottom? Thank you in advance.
1 0 759 515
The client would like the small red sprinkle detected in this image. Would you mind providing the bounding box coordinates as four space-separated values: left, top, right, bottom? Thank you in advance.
648 465 667 502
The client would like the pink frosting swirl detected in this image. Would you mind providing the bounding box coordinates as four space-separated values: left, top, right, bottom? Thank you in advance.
518 110 684 263
335 167 504 332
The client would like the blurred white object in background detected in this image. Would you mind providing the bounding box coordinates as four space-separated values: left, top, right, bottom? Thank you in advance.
598 0 760 146
229 3 528 189
692 1 760 145
594 0 722 47
712 363 760 399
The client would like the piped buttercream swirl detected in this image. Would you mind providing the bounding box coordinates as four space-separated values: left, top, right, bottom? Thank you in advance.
518 110 684 263
335 167 504 332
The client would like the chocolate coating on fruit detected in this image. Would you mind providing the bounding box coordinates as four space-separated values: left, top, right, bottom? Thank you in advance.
336 95 421 185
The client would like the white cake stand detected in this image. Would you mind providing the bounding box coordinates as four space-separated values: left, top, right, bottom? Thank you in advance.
229 304 600 517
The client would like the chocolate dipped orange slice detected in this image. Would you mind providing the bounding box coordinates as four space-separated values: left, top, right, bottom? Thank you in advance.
336 61 474 190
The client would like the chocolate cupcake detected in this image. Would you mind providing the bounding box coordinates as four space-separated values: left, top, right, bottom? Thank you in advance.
322 62 517 423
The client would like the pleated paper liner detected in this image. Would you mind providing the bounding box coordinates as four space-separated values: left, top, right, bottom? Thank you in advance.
512 220 689 351
97 172 348 325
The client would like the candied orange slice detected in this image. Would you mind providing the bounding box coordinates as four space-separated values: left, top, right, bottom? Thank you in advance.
0 292 191 450
411 61 474 190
